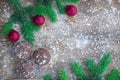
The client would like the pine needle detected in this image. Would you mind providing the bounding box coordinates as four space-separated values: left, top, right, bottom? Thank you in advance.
106 69 120 80
2 21 13 36
85 58 98 75
10 13 19 22
98 53 111 75
32 6 46 15
45 6 57 22
44 74 54 80
32 6 57 22
24 6 35 15
55 0 65 14
62 0 80 3
22 21 40 45
43 53 119 80
72 61 86 79
9 0 22 10
2 0 80 44
35 0 44 5
58 69 70 80
44 0 53 7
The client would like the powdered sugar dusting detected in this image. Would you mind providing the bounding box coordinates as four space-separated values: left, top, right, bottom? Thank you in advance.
108 0 113 5
0 0 120 79
35 0 120 78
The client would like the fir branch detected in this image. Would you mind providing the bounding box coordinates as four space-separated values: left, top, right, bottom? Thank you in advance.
31 6 57 22
22 21 40 45
44 53 119 80
35 0 44 5
2 0 80 44
91 76 103 80
19 11 29 23
106 69 120 80
72 61 86 79
58 69 70 80
24 6 35 15
55 0 65 14
44 74 54 80
85 58 98 75
7 0 40 44
35 0 52 7
32 6 47 15
44 0 53 7
9 0 22 10
10 13 20 22
2 21 13 36
62 0 80 3
45 6 58 22
98 53 111 75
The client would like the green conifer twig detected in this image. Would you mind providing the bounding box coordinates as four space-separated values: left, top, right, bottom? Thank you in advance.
2 21 13 36
2 0 80 44
106 69 120 80
44 74 54 80
2 0 40 44
85 58 98 75
44 53 120 80
62 0 80 3
72 61 86 79
98 53 111 75
58 69 70 80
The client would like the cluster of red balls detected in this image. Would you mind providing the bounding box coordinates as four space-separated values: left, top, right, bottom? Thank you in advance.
7 5 78 42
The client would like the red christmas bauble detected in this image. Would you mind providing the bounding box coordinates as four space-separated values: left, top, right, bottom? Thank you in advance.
8 30 20 42
66 5 78 16
33 15 45 26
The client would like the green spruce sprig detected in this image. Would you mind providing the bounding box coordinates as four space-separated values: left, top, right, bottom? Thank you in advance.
2 0 80 44
106 69 120 80
44 69 70 80
44 53 120 80
72 61 87 79
58 69 70 80
72 53 111 80
35 0 80 14
44 74 54 80
2 0 40 44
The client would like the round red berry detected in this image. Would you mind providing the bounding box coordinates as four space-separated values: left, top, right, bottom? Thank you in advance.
66 5 78 16
8 30 20 42
33 15 45 26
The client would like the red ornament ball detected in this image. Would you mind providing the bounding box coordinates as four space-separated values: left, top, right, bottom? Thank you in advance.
33 15 45 26
8 30 20 42
66 5 78 16
16 60 36 79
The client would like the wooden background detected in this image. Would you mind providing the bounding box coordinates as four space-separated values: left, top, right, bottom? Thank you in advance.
0 0 120 79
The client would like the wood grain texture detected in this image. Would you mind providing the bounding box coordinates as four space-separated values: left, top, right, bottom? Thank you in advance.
0 0 120 79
